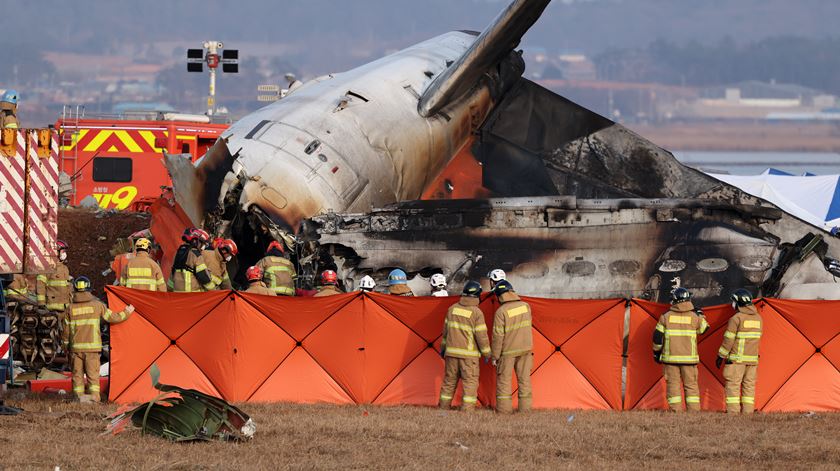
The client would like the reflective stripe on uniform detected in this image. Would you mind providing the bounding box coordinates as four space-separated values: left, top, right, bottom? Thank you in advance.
69 318 99 327
448 321 475 333
501 348 531 357
72 341 102 350
669 315 691 324
506 305 528 318
742 396 755 404
440 394 453 400
664 329 697 336
451 307 472 318
445 347 480 357
46 280 69 287
725 396 741 404
496 394 512 400
72 306 95 315
273 286 295 295
128 267 152 277
685 396 700 404
47 303 68 311
743 320 761 329
660 354 699 363
667 396 682 404
736 332 762 339
103 309 126 323
463 396 477 404
724 331 736 339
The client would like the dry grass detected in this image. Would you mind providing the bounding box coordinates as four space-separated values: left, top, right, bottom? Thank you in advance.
2 393 839 470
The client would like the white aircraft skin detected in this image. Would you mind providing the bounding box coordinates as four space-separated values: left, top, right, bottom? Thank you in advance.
218 32 492 230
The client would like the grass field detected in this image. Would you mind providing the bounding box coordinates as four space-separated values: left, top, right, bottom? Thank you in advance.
3 394 839 470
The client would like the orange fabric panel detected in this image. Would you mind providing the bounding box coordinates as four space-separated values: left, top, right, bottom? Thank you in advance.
107 291 171 400
762 354 840 412
374 348 446 406
530 353 611 410
241 291 357 341
529 298 623 346
176 294 296 402
108 286 228 340
624 300 664 409
562 303 625 410
824 333 840 372
114 346 222 403
249 348 354 404
752 302 815 410
764 299 840 348
369 292 454 342
149 197 192 280
697 363 725 412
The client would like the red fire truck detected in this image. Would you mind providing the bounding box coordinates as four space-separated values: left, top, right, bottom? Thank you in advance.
56 107 229 211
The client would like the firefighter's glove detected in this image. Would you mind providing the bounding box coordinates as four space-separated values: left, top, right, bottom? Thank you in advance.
125 304 135 314
491 358 498 368
439 347 445 359
715 356 725 369
653 351 662 364
695 308 704 317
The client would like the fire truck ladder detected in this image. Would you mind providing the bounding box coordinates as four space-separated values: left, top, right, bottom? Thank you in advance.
60 105 84 205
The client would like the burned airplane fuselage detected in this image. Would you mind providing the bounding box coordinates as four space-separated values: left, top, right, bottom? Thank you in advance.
307 197 788 304
165 0 840 301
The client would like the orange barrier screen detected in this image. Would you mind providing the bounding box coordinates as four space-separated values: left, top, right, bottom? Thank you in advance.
625 299 840 412
106 288 840 411
106 288 625 408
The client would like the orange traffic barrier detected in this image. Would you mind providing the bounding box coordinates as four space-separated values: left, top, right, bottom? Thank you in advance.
106 287 840 411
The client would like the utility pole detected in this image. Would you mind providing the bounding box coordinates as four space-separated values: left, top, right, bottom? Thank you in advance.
187 41 239 116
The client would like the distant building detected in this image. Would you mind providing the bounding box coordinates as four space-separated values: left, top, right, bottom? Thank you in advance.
669 80 837 121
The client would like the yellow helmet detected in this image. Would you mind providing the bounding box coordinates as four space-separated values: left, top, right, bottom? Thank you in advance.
135 238 152 251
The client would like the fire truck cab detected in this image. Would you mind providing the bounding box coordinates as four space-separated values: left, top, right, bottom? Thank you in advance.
56 109 229 211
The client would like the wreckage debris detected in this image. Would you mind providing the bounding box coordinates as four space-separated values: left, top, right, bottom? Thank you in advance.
106 365 255 442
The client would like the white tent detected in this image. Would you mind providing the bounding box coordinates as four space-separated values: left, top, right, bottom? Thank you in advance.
708 169 840 233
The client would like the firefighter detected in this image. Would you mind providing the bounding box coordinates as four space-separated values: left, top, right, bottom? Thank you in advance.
716 289 763 414
1 89 20 129
388 269 413 296
430 273 449 297
358 275 376 293
63 276 134 402
255 241 296 296
491 280 532 413
314 270 343 297
203 238 237 290
243 266 275 296
2 274 30 301
36 240 73 312
169 228 214 292
652 287 709 412
119 238 166 291
488 269 506 289
439 281 490 411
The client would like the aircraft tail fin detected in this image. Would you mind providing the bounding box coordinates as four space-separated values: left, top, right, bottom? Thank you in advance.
418 0 551 117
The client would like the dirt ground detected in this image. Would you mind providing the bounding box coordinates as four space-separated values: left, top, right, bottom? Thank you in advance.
2 395 838 470
57 207 151 298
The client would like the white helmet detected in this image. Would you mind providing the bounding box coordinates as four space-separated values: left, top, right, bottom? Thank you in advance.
359 275 376 291
430 273 447 289
488 269 506 283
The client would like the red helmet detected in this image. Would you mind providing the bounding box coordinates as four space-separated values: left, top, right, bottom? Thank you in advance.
321 270 338 285
194 228 211 243
218 239 238 256
246 265 263 282
56 240 68 251
266 240 284 254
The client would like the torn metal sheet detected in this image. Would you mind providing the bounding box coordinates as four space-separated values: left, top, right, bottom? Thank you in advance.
106 365 255 442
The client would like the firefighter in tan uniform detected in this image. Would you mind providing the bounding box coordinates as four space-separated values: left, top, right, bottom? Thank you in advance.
169 228 215 292
2 274 30 300
119 238 166 291
652 288 709 412
243 266 276 296
314 270 343 297
203 238 237 290
63 276 134 402
716 289 763 414
439 281 490 411
36 240 73 311
1 90 20 129
255 241 296 296
491 280 533 413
